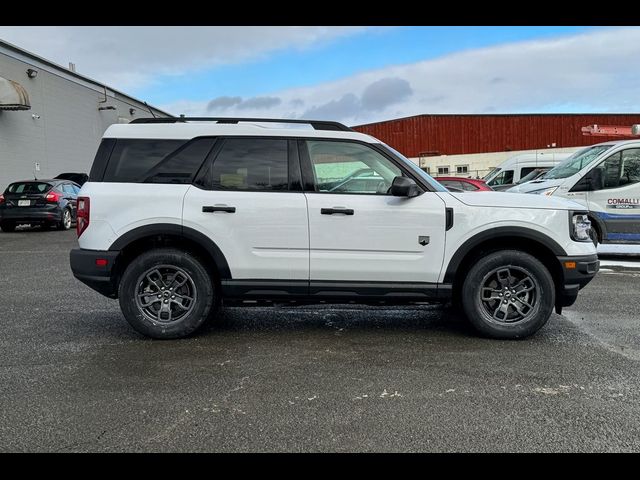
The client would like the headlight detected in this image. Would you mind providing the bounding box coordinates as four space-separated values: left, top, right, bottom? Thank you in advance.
571 213 592 242
531 186 558 196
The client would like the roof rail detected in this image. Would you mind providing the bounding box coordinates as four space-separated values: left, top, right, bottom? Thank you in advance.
129 116 353 132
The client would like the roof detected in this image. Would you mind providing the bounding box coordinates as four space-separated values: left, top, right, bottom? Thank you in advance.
0 39 173 117
353 113 640 128
592 139 640 147
103 122 379 143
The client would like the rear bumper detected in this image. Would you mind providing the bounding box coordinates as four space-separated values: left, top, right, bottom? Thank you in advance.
70 248 119 298
556 253 600 307
0 205 62 223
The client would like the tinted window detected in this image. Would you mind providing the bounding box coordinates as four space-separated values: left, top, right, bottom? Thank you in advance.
596 149 640 190
306 140 401 194
520 167 537 178
7 182 52 194
210 138 288 191
461 181 479 191
103 139 186 182
142 138 216 184
62 184 76 194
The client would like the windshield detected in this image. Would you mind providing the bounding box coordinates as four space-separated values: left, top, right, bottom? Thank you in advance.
379 144 449 192
543 145 613 180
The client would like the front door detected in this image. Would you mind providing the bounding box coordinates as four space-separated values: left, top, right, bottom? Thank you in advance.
301 139 446 287
587 147 640 242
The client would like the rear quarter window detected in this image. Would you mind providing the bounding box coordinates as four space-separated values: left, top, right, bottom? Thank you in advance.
101 138 216 184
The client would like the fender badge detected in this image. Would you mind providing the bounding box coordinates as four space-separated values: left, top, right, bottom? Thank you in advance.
418 236 430 246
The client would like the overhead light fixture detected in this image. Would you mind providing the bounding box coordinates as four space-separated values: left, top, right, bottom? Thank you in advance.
26 69 38 79
98 105 116 111
129 108 136 115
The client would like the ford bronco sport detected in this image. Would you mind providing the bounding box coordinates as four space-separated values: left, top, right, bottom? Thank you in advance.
70 117 599 339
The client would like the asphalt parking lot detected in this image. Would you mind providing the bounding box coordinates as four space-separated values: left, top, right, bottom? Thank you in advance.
1 228 639 452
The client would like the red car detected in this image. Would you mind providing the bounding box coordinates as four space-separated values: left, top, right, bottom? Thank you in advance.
434 176 493 192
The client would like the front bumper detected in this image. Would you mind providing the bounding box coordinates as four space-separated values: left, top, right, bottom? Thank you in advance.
0 205 62 224
556 253 599 307
70 248 120 298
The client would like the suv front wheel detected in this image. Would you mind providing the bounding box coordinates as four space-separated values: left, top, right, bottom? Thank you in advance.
118 248 215 339
461 250 555 339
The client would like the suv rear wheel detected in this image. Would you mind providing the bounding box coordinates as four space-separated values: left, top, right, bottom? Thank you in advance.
461 250 555 339
118 248 215 339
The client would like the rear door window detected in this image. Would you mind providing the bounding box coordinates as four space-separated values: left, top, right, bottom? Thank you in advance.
208 138 289 191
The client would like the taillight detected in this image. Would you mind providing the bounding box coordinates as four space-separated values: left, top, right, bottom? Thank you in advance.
77 196 90 237
45 191 60 203
0 194 4 204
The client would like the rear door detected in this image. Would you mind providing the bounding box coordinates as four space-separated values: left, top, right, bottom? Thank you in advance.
587 147 640 242
61 183 78 217
182 137 309 286
301 139 446 287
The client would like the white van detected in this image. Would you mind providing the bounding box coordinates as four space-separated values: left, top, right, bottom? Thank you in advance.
484 152 574 189
508 140 640 244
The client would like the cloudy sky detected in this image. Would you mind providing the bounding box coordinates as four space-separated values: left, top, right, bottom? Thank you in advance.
1 26 639 125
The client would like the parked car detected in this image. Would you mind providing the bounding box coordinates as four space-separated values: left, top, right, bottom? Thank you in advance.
491 167 550 191
507 140 640 245
483 152 573 189
434 176 493 192
55 173 89 186
0 179 80 232
70 117 598 340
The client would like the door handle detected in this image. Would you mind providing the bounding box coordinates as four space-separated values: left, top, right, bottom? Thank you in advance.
202 205 236 213
321 207 354 215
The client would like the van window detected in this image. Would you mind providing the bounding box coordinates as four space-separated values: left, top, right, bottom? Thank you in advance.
595 148 640 190
487 169 514 186
520 167 538 178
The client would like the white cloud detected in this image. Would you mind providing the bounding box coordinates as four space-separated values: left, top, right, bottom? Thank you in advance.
0 26 367 90
159 27 640 125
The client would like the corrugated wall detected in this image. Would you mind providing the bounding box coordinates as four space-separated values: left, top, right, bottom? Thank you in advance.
353 114 640 158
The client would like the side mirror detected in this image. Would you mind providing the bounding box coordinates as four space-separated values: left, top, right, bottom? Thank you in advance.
390 176 421 198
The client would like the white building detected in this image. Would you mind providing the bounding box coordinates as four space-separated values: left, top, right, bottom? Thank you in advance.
0 39 170 187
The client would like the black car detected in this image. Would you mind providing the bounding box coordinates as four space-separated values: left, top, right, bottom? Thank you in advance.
0 179 80 232
54 173 89 186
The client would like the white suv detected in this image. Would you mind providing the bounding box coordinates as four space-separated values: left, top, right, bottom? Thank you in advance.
70 117 599 339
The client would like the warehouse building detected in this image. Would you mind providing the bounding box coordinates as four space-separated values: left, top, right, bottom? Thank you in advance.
0 39 170 188
353 114 640 178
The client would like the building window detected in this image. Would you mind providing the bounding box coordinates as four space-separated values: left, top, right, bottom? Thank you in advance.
437 166 450 175
456 165 469 175
422 166 431 174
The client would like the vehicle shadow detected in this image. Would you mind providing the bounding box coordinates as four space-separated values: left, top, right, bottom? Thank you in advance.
200 303 475 338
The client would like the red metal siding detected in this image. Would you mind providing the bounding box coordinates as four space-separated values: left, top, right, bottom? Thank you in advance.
352 114 640 158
